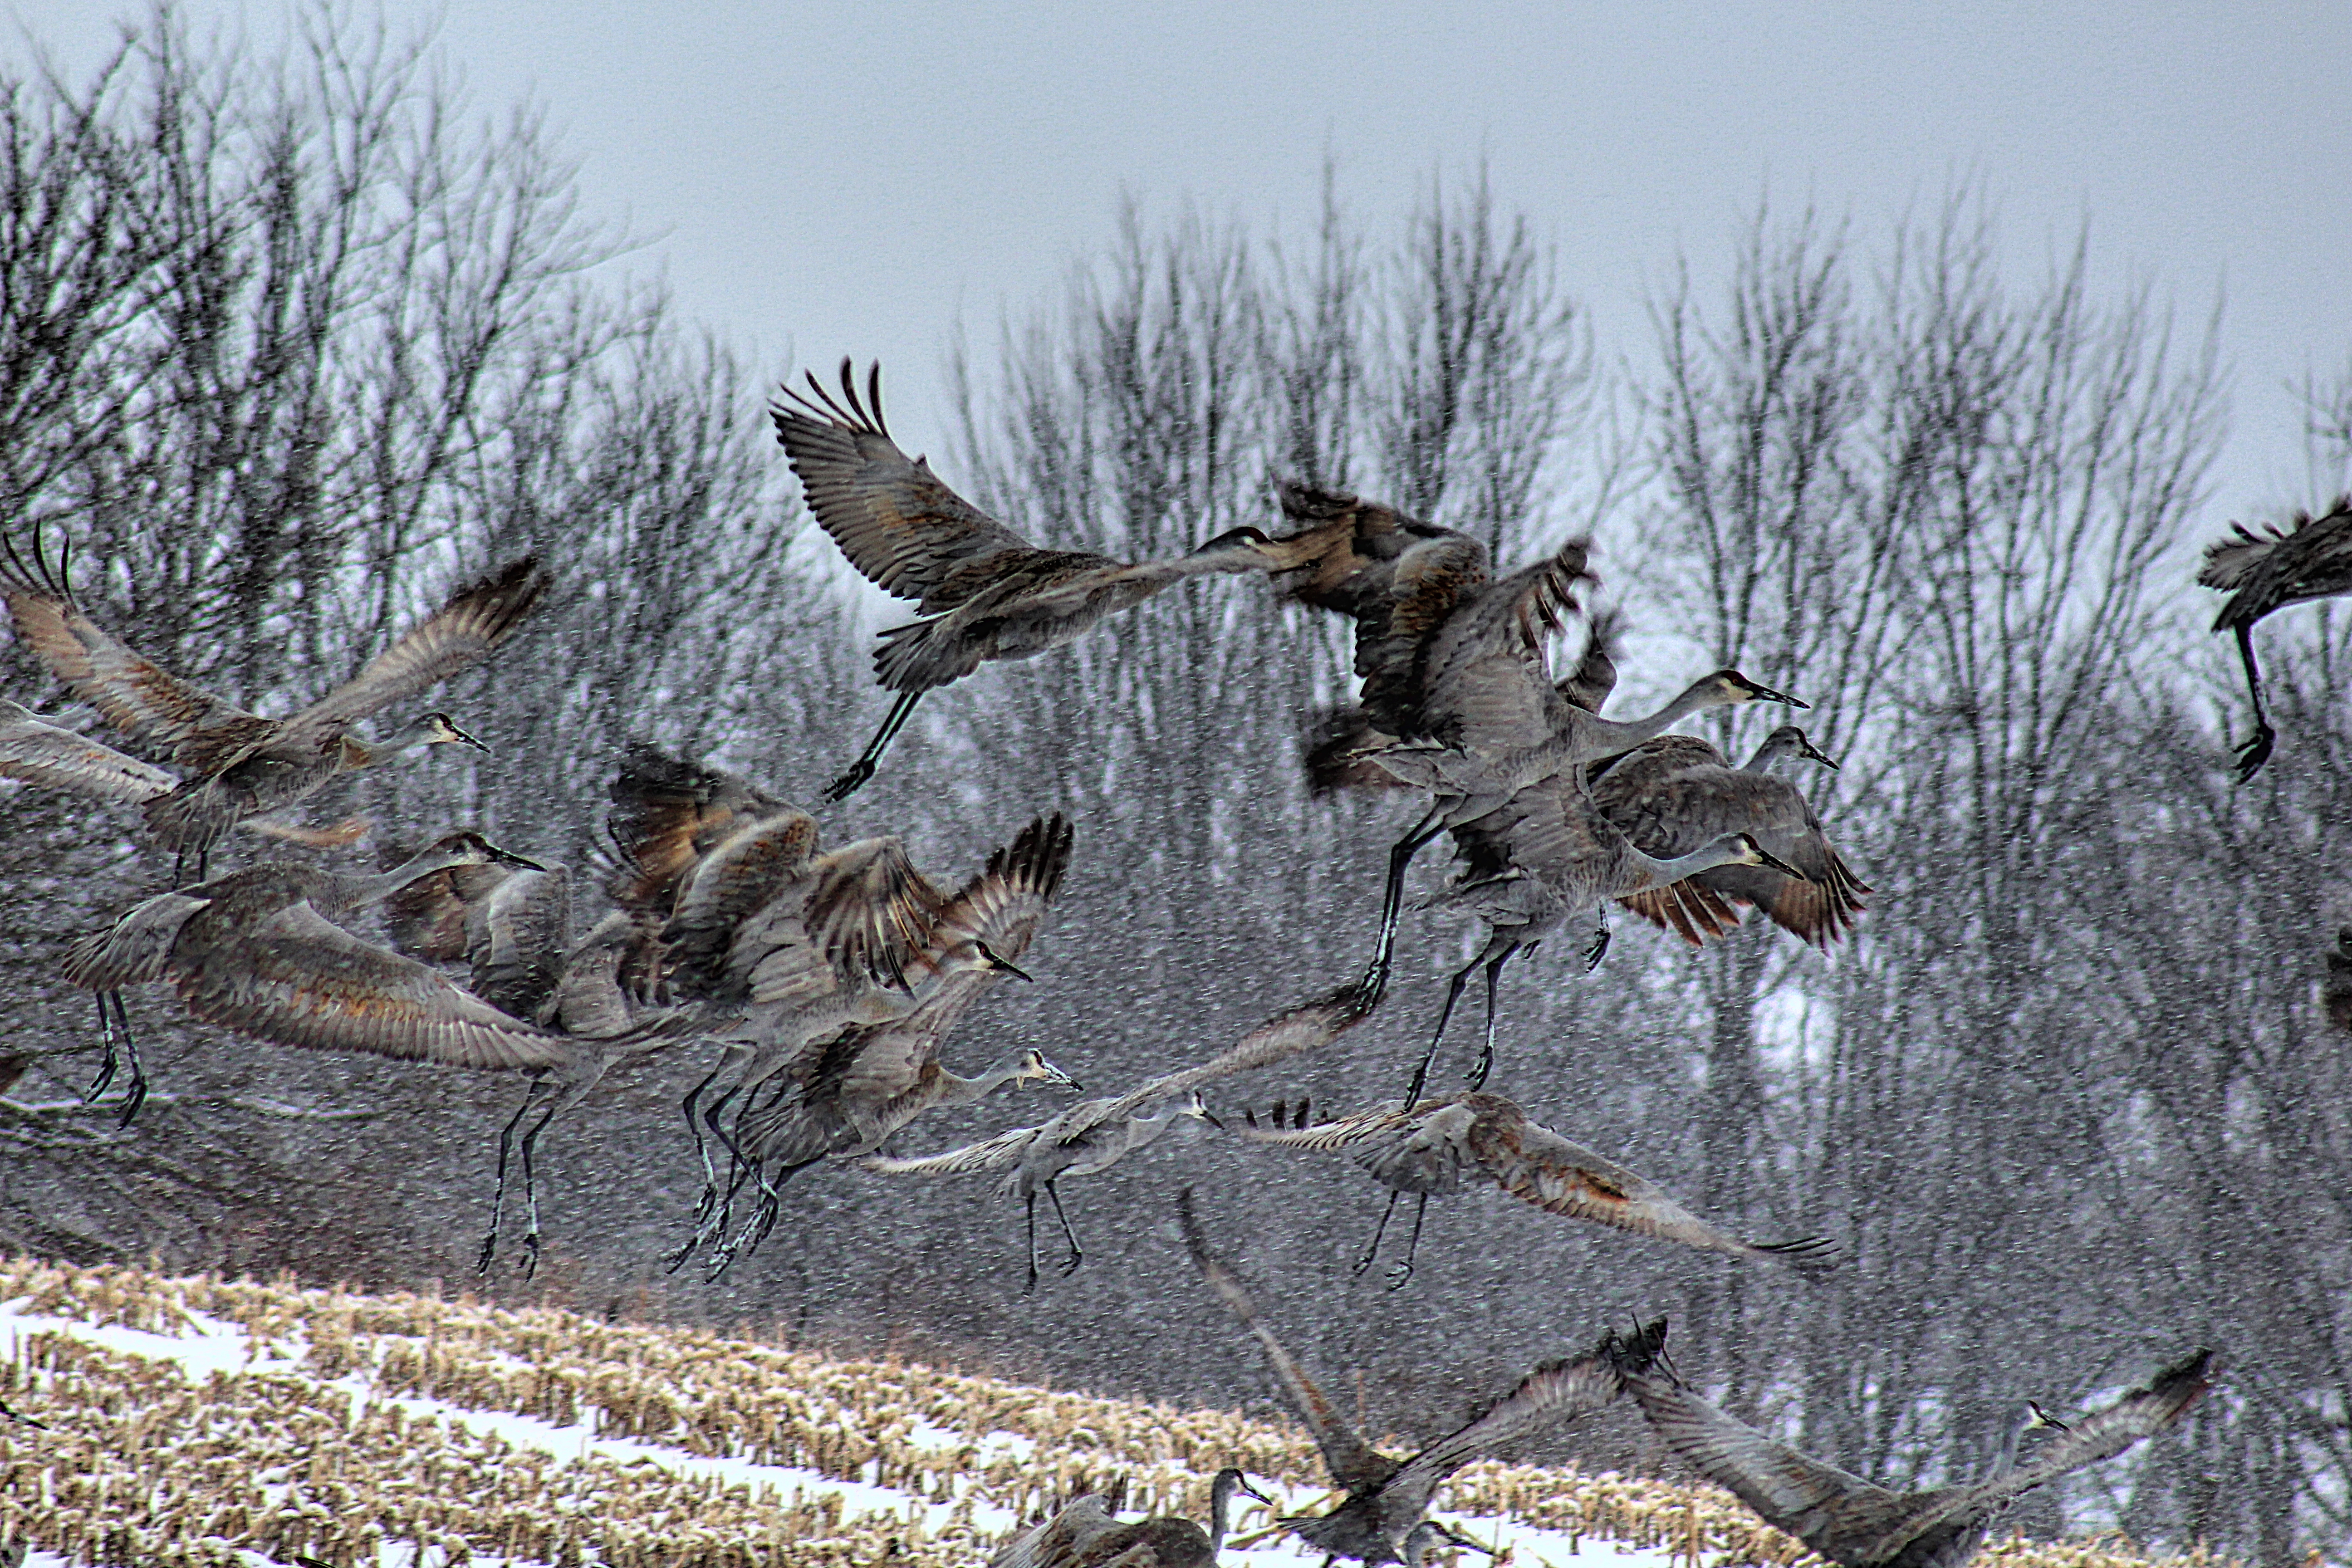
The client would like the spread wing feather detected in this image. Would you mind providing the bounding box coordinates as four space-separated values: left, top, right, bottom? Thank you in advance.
292 556 548 729
1099 983 1377 1122
1179 1188 1394 1495
805 837 948 991
0 700 176 802
773 360 1039 609
857 1122 1041 1177
1382 1344 1628 1515
174 902 569 1071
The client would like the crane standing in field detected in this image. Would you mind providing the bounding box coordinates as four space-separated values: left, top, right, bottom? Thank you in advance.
1621 1344 2213 1568
772 360 1290 800
1232 1090 1838 1286
1 529 545 878
2198 494 2352 780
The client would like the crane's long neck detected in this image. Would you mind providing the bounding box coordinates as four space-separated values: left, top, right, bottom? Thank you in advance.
933 1048 1038 1109
1568 679 1735 764
359 715 453 762
1207 1469 1244 1552
320 845 483 916
1622 833 1759 892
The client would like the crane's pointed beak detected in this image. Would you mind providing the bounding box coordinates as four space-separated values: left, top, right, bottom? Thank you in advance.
1745 680 1808 708
1238 1477 1275 1507
1800 739 1841 769
491 846 549 871
1754 846 1804 879
991 954 1034 982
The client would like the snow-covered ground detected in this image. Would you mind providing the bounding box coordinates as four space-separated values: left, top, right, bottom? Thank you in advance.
1 1292 1682 1568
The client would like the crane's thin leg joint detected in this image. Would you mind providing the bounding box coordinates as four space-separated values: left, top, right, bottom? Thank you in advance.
1353 1190 1402 1276
1466 949 1513 1092
823 689 924 803
1403 955 1479 1106
1385 1195 1431 1290
516 1096 562 1282
477 1090 537 1274
1360 811 1445 1004
2231 622 2278 781
1048 1182 1084 1277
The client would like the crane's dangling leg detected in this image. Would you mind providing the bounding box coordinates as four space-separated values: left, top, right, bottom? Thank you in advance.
1024 1192 1043 1294
1385 1196 1432 1291
515 1095 564 1282
1359 808 1446 1005
477 1089 539 1274
84 994 119 1103
680 1065 725 1214
823 688 924 804
2231 622 2278 782
1583 906 1612 970
1465 946 1518 1092
1402 950 1482 1106
1048 1182 1086 1277
110 994 147 1128
1353 1190 1403 1276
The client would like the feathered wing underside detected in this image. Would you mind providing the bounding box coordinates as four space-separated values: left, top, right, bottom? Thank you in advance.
805 836 948 990
1557 607 1626 714
0 700 176 802
1100 982 1377 1121
2199 495 2352 624
175 902 568 1071
773 361 1037 610
0 533 255 763
660 808 822 994
291 556 548 730
1876 1351 2215 1563
1232 1103 1415 1154
1354 535 1491 736
63 892 214 990
927 812 1075 965
1383 1348 1626 1514
1472 1109 1830 1266
1597 764 1869 947
1178 1190 1395 1495
467 866 572 1023
857 1121 1040 1176
1624 1368 1908 1558
1420 540 1593 756
603 743 789 915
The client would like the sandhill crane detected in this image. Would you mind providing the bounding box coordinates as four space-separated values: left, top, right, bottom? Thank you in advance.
771 361 1287 799
1589 725 1869 949
2323 926 2352 1034
381 836 713 1274
1622 1345 2213 1568
1 529 544 877
990 1468 1276 1568
709 813 1083 1273
861 983 1378 1287
599 744 1029 1254
1233 1091 1838 1287
1179 1187 1658 1567
2198 495 2352 779
61 833 556 1124
1365 749 1803 1101
1 700 368 848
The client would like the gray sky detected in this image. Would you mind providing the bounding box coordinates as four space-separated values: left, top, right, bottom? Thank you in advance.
18 0 2351 520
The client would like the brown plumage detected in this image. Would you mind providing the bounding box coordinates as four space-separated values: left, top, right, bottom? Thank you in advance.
1624 1346 2213 1568
0 529 545 873
1179 1187 1656 1567
62 833 563 1123
771 360 1284 799
990 1470 1274 1568
2198 494 2352 780
707 813 1083 1274
1235 1090 1838 1284
2 700 368 847
1592 725 1869 948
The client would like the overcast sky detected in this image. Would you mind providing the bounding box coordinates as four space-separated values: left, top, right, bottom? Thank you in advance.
17 0 2350 524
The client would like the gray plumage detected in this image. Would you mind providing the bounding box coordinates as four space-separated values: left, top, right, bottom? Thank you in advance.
772 360 1284 799
1 530 543 873
2199 494 2352 779
989 1468 1274 1568
860 983 1379 1286
1235 1090 1838 1284
1623 1346 2213 1568
1179 1186 1657 1567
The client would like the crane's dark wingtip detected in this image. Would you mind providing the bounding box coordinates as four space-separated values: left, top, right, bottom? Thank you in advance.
1759 1235 1845 1274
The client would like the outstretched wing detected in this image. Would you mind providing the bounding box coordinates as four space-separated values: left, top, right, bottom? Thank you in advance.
1471 1101 1838 1270
174 902 569 1071
604 742 792 914
1099 982 1378 1122
925 813 1075 967
1624 1364 1902 1558
1231 1102 1416 1153
1883 1350 2214 1561
293 556 549 729
0 530 255 763
857 1122 1042 1176
773 359 1035 609
804 836 949 992
0 700 175 803
1382 1341 1629 1515
1419 539 1595 756
1177 1187 1394 1494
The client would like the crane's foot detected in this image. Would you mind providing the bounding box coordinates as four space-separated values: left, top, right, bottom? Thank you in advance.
1351 958 1392 1010
2231 723 2277 783
1582 925 1612 970
114 1069 148 1130
1465 1045 1494 1093
475 1231 499 1275
1058 1248 1085 1278
820 759 876 804
519 1230 542 1284
1384 1261 1416 1291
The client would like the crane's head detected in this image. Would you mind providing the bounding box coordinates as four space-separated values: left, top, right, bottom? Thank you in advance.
1705 670 1808 709
1724 833 1803 879
1189 524 1289 568
415 711 492 752
1017 1049 1082 1091
1179 1089 1224 1130
1210 1465 1276 1509
1763 725 1841 770
435 829 547 872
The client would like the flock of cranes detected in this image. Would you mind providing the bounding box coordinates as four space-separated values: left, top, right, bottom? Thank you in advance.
11 356 2331 1565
